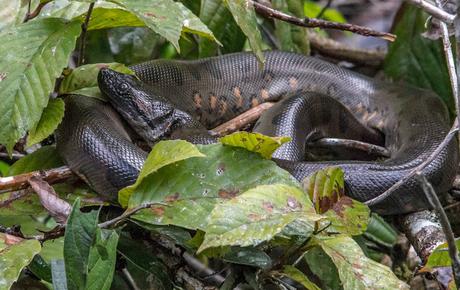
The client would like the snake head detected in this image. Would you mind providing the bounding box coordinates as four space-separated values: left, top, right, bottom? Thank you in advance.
98 68 180 144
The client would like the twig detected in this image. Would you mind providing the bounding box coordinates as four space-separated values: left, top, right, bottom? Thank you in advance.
98 204 152 228
252 1 396 41
28 176 71 224
316 0 333 18
416 173 460 287
307 138 390 158
0 152 25 160
121 268 140 290
406 0 456 24
77 2 95 66
309 32 386 66
23 0 52 22
0 166 74 193
365 119 459 206
212 102 275 136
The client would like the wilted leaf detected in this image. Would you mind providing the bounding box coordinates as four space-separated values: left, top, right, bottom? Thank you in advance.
224 0 265 63
27 98 65 147
199 184 320 252
129 144 299 230
302 167 345 214
316 236 409 290
279 265 321 290
8 146 63 176
220 132 290 159
384 4 453 110
0 233 41 290
0 18 81 152
119 140 205 207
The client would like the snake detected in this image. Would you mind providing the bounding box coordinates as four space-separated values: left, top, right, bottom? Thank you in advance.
55 51 459 215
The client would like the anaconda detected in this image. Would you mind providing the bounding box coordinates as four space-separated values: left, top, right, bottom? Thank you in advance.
55 51 459 214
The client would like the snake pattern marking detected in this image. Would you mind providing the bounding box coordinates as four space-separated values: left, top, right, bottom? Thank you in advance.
56 51 459 215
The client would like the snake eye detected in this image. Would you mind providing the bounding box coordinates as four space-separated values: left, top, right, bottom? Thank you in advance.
119 83 129 93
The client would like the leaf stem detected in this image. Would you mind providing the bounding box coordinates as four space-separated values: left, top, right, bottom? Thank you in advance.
77 2 95 66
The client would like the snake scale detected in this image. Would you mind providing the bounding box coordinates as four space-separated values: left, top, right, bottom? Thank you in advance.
55 51 459 215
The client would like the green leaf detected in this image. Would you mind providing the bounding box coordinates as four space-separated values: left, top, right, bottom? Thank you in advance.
198 0 246 57
28 255 52 283
425 239 460 269
117 236 172 290
0 18 81 152
51 260 68 290
129 144 299 230
279 265 321 290
223 247 272 269
220 132 290 159
59 63 134 99
86 229 119 290
384 4 453 110
64 199 98 290
0 233 42 290
119 140 205 207
273 0 310 54
364 214 398 248
224 0 265 63
324 196 370 236
199 184 320 252
27 98 65 147
107 0 217 52
316 236 409 290
302 167 345 214
304 246 341 289
8 146 63 176
0 160 9 177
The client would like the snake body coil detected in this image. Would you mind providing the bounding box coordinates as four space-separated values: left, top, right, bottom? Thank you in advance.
56 51 459 214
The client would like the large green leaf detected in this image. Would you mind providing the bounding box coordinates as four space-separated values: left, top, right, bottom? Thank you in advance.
424 239 460 269
27 98 65 147
384 4 453 110
316 236 409 290
199 184 320 252
107 0 217 52
119 140 205 207
0 18 81 152
8 146 63 176
129 144 298 230
224 0 265 63
0 233 42 290
0 0 30 31
279 265 321 290
64 199 119 290
198 0 246 57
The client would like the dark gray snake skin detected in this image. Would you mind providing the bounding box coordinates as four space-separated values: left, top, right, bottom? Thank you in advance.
56 51 459 214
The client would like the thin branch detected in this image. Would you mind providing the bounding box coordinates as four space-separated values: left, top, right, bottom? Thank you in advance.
308 138 390 158
316 0 333 19
416 173 460 287
252 1 396 41
0 152 25 160
365 119 459 206
406 0 456 24
98 204 152 228
24 0 52 22
77 2 95 66
121 268 141 290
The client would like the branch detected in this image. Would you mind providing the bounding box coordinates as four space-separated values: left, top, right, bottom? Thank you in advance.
98 204 152 228
308 138 390 158
416 173 460 287
0 166 74 193
252 1 396 41
23 0 52 22
365 119 459 206
77 2 95 66
406 0 456 24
